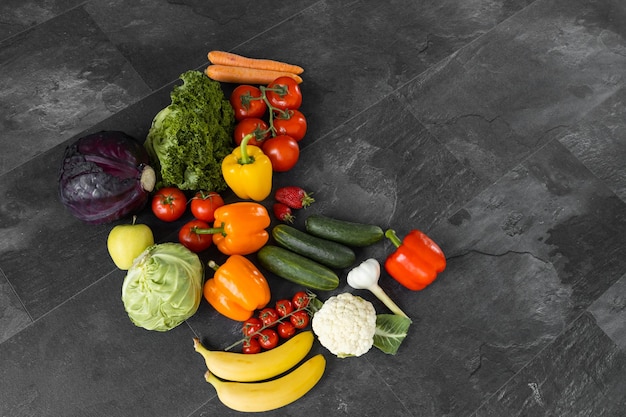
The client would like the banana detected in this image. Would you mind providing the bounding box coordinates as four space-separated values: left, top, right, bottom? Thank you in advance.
205 353 326 412
193 330 314 382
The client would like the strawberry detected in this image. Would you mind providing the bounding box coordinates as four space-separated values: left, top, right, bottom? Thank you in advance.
273 203 295 223
275 186 315 209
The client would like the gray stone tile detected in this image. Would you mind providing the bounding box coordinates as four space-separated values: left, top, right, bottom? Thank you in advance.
559 87 626 202
0 271 31 343
0 0 84 40
589 274 626 350
474 313 626 417
401 0 626 184
0 6 151 176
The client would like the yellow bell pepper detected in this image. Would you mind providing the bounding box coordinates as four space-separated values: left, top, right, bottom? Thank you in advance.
222 134 272 201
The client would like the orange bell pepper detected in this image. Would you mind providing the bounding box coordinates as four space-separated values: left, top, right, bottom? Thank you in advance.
203 255 271 321
384 229 446 291
190 201 269 255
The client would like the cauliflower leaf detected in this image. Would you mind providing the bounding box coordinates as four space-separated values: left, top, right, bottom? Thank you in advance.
373 314 412 355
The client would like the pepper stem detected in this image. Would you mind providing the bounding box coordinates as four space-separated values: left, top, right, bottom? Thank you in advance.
385 229 403 248
370 284 410 319
207 261 220 271
191 225 225 235
238 133 255 165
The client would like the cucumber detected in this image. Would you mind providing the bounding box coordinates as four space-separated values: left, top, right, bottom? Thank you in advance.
272 224 356 269
257 245 339 291
304 214 384 247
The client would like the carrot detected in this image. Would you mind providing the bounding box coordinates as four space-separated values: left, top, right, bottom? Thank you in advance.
208 51 304 75
205 65 303 85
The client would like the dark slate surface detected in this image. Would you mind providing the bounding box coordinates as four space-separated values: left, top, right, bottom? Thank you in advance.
1 0 625 416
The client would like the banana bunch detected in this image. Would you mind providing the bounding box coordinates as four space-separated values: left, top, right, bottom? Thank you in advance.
193 330 326 412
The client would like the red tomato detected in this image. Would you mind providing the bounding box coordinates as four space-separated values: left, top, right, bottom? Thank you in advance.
151 187 187 222
234 118 270 146
258 329 279 350
230 85 267 121
178 219 213 253
242 338 261 354
273 109 307 142
262 135 299 172
292 291 310 309
275 299 294 317
258 307 279 328
265 77 302 110
290 310 310 329
190 191 224 223
242 317 263 338
277 321 296 339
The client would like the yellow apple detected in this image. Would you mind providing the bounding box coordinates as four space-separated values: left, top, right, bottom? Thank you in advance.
107 217 154 270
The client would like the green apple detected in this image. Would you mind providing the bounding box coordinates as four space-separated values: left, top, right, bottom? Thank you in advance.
107 217 154 270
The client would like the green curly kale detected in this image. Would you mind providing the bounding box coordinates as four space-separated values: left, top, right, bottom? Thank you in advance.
144 70 235 191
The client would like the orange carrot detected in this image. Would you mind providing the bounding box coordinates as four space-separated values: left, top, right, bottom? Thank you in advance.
205 65 303 85
208 51 304 75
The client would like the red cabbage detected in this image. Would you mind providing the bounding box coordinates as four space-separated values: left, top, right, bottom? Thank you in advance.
58 131 156 224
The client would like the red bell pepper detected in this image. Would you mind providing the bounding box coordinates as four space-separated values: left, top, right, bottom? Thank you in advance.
384 229 446 291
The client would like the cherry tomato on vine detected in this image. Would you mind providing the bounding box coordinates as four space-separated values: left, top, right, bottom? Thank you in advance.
190 191 224 223
258 329 279 350
258 307 279 328
230 85 267 121
292 291 310 309
265 76 302 110
242 317 263 338
290 310 310 329
262 135 299 172
277 321 296 339
178 219 213 253
242 338 261 354
152 187 187 222
234 118 270 146
275 299 294 317
273 109 307 142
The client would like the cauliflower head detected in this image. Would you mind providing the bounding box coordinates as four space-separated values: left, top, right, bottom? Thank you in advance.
312 292 377 358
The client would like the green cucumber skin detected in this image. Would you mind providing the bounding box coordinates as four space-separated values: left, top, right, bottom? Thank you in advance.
304 214 384 247
257 245 339 291
272 224 356 269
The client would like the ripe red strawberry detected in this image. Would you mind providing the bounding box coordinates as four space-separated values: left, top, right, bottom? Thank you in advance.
275 186 315 209
273 203 295 223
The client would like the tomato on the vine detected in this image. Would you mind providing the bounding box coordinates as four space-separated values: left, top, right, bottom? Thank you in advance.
258 307 279 328
230 85 267 121
234 118 270 146
292 291 310 309
262 135 299 172
242 317 263 338
290 310 310 329
242 338 261 354
273 109 307 142
275 299 294 317
178 219 213 253
265 77 302 110
277 321 296 339
258 329 279 350
190 191 224 223
152 187 187 222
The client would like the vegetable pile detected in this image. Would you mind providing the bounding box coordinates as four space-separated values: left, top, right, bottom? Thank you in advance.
57 51 450 412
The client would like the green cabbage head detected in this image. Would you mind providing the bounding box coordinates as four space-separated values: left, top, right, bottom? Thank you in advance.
121 242 204 331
